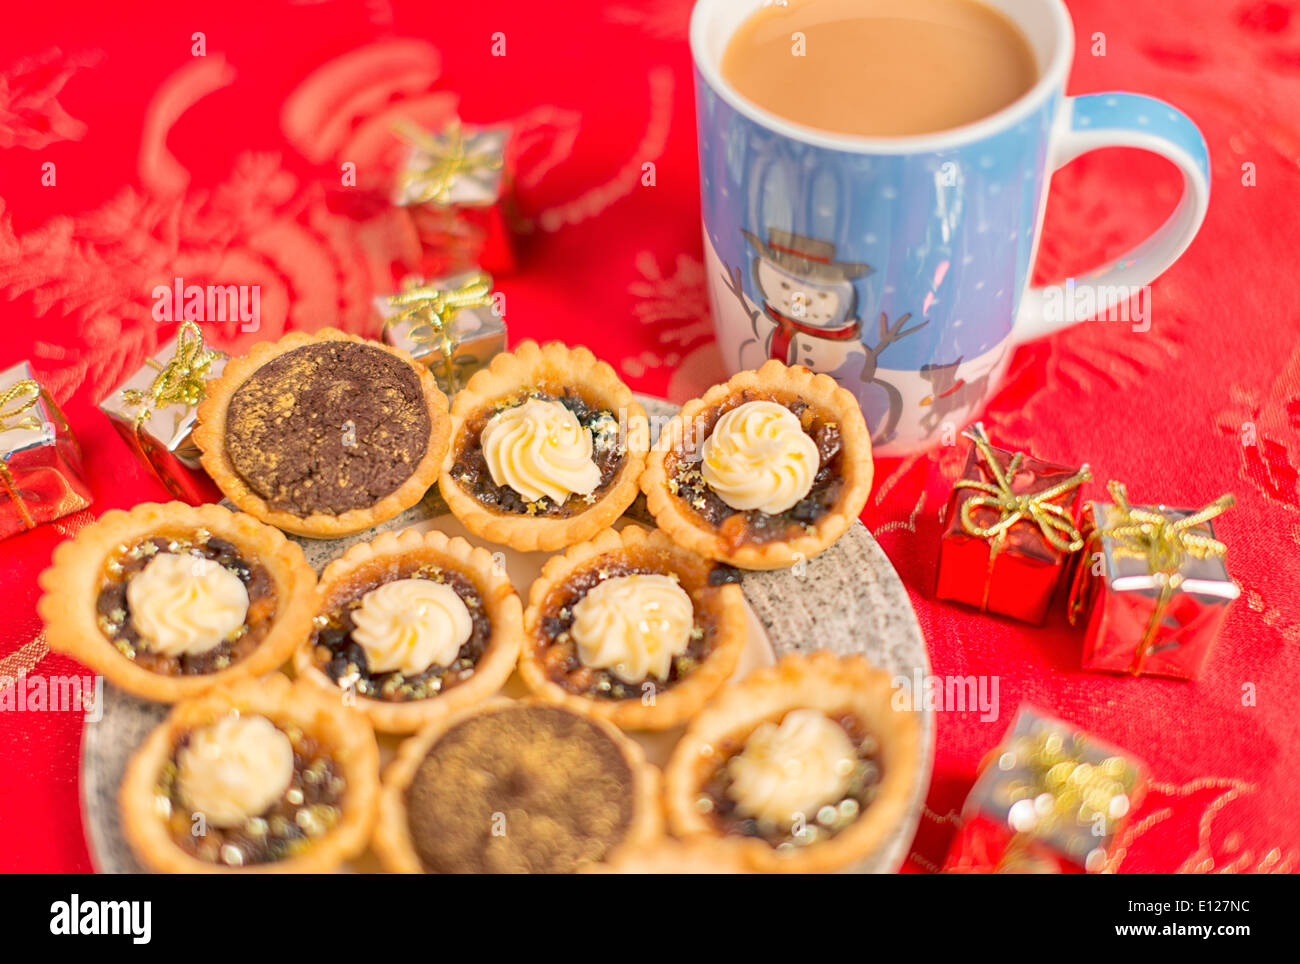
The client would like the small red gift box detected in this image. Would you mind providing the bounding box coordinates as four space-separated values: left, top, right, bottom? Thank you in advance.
943 814 1078 874
942 705 1148 874
393 119 517 276
0 362 93 539
935 425 1090 623
1068 481 1238 680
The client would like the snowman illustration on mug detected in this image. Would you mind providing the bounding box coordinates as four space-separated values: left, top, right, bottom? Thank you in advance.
719 227 935 447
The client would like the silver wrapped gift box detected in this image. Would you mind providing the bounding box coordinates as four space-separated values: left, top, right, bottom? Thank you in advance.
378 270 506 394
0 361 93 538
98 322 226 503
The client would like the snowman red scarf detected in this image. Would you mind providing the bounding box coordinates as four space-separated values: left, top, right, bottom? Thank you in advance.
763 303 861 365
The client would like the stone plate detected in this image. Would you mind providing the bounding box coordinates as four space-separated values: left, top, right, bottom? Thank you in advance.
81 396 933 873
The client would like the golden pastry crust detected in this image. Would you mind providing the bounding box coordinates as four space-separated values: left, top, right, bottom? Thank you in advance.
119 674 380 874
583 838 754 874
664 651 919 874
518 525 746 730
37 502 316 703
293 527 523 733
437 340 650 552
641 360 872 570
373 697 662 873
194 328 450 538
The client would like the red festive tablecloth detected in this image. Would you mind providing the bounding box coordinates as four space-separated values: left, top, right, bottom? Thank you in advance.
2 0 1297 874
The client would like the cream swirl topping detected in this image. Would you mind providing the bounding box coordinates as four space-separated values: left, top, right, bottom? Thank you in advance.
350 578 472 676
700 401 819 515
127 552 250 657
480 397 602 504
726 709 857 827
176 713 295 827
570 574 694 684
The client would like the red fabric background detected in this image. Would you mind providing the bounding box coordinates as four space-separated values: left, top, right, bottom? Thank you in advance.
1 0 1297 874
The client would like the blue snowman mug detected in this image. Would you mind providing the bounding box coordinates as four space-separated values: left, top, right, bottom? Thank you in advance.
691 0 1210 455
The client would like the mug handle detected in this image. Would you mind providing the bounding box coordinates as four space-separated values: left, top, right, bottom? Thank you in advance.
1013 92 1211 343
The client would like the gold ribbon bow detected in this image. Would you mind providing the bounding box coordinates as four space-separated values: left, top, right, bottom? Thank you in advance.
954 425 1091 610
1090 480 1234 675
1100 480 1232 573
0 378 45 529
395 120 503 206
0 379 43 435
121 321 221 433
386 273 494 392
120 322 220 472
998 727 1139 871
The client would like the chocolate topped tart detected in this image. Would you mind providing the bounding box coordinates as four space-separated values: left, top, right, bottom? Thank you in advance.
196 329 451 537
226 341 429 515
375 700 660 873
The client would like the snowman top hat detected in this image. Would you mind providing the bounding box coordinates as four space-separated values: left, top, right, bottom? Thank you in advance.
742 228 873 284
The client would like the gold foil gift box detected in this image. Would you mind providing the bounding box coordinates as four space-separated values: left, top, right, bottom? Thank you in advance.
944 705 1148 874
98 321 226 504
378 270 506 395
0 361 93 539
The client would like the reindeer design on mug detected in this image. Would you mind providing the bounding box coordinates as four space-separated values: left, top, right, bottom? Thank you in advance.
916 348 1006 439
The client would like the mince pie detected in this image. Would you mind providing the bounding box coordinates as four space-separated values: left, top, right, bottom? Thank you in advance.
438 341 649 552
38 502 316 702
519 524 746 730
119 675 379 873
294 527 523 733
642 360 872 569
374 700 660 873
195 328 450 537
664 651 918 873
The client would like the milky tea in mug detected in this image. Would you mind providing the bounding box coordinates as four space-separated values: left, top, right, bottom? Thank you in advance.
721 0 1039 136
694 0 1210 454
